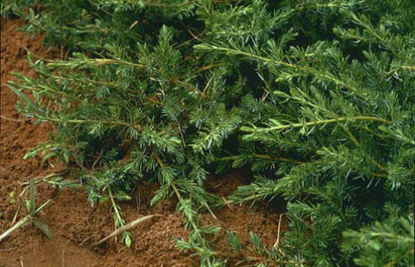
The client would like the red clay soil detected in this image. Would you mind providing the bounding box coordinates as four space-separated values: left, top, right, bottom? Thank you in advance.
0 18 284 267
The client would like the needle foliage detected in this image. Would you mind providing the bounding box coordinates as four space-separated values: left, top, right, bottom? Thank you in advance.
2 0 414 265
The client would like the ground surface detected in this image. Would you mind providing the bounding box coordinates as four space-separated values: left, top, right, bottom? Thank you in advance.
0 18 283 266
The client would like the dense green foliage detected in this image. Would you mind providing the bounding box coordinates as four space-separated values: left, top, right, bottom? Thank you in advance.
2 0 414 265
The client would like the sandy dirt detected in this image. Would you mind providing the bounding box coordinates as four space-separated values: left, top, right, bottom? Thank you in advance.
0 18 284 266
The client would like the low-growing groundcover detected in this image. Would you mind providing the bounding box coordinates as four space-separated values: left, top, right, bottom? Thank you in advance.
2 0 414 265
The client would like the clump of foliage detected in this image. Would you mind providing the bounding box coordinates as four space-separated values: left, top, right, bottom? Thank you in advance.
2 0 414 265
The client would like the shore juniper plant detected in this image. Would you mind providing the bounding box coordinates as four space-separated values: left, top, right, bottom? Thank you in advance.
2 0 414 265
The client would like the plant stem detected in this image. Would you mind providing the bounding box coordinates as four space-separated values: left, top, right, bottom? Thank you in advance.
108 187 124 229
220 154 305 164
170 183 201 234
242 116 392 133
0 216 31 243
46 117 142 130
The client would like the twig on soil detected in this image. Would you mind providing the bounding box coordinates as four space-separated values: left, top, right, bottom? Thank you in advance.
0 215 31 243
62 240 70 267
222 197 234 211
273 214 286 257
22 46 54 62
92 214 162 247
0 115 29 122
273 214 283 249
79 235 94 247
203 202 218 220
0 248 17 252
19 173 62 187
11 205 21 226
213 181 224 188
